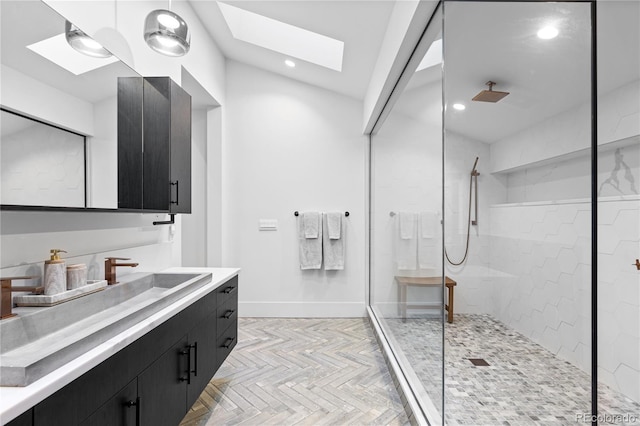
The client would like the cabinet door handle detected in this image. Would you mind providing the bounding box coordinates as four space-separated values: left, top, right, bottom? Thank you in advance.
180 346 191 384
223 336 235 349
191 342 198 377
224 286 236 294
223 310 235 319
124 397 141 426
170 180 179 205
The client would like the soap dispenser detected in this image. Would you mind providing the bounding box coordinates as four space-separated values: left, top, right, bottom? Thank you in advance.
44 249 67 295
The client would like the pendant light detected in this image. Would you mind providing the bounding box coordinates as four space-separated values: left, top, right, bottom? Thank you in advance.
65 21 112 58
144 1 190 57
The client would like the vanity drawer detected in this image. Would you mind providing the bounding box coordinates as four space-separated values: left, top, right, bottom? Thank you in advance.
217 295 238 337
217 320 237 366
216 276 238 306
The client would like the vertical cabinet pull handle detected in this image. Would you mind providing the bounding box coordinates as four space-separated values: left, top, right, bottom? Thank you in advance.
180 343 198 382
125 397 141 426
223 336 235 349
191 342 198 377
170 181 179 205
179 346 191 384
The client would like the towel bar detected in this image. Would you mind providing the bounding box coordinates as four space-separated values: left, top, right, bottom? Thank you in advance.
294 211 350 217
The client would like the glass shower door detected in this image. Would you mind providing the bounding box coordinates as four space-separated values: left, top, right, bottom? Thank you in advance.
369 6 444 422
443 1 596 423
596 0 640 421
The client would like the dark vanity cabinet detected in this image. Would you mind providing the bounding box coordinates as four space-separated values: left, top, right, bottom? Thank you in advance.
15 277 239 426
79 379 138 426
118 77 192 213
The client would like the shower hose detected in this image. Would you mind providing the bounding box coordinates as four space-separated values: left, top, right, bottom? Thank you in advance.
444 171 474 266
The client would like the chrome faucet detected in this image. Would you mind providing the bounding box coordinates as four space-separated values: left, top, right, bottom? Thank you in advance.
105 257 139 285
1 276 41 319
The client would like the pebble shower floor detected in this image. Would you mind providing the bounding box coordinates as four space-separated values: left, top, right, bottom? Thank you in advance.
386 314 640 425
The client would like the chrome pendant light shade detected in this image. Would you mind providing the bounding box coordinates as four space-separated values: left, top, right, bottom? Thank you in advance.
65 21 112 58
144 9 190 57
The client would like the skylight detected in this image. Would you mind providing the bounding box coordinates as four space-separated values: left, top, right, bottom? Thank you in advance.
27 33 118 76
218 2 344 72
417 39 442 72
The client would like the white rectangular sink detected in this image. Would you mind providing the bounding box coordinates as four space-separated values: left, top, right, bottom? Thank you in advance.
0 272 212 387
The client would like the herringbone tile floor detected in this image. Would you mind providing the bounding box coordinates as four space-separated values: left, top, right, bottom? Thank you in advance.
180 318 409 426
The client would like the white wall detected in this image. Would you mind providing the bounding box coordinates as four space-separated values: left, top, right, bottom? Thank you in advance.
181 108 207 266
206 107 223 267
489 196 640 404
0 65 93 136
87 96 118 209
491 79 640 174
0 211 179 284
223 61 367 317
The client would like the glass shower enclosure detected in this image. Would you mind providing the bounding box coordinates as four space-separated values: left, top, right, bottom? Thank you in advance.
369 0 640 424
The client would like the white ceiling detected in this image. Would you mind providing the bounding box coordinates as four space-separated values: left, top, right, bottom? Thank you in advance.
189 0 395 100
395 1 640 144
444 1 593 143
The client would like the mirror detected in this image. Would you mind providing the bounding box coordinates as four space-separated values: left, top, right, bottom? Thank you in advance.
1 109 86 207
0 0 141 210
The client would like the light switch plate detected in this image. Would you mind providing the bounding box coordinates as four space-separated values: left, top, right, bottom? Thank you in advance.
259 219 278 231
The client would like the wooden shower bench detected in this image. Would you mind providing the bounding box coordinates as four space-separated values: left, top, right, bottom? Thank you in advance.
395 276 457 323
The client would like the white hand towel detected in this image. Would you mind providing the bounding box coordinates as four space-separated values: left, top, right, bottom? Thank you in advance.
323 213 344 270
395 213 417 270
303 212 320 238
418 212 439 270
327 212 342 240
420 211 437 239
399 212 416 239
299 213 323 270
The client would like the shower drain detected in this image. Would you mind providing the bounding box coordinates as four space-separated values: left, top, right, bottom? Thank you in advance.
468 358 490 366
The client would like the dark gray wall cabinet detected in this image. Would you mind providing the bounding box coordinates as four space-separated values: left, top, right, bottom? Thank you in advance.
118 77 192 213
9 277 239 426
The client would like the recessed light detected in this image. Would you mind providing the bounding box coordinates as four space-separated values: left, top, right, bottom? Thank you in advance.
453 103 466 111
285 59 296 68
537 26 559 40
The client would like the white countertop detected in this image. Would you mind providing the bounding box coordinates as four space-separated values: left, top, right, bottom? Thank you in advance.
0 267 240 425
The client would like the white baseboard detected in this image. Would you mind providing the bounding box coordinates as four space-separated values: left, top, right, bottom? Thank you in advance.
239 301 367 318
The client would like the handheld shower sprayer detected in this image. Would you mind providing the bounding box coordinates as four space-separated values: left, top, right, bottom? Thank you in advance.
445 157 480 266
471 157 479 176
471 157 479 225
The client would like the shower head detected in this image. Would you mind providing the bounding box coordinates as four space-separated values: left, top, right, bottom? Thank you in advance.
472 81 509 103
